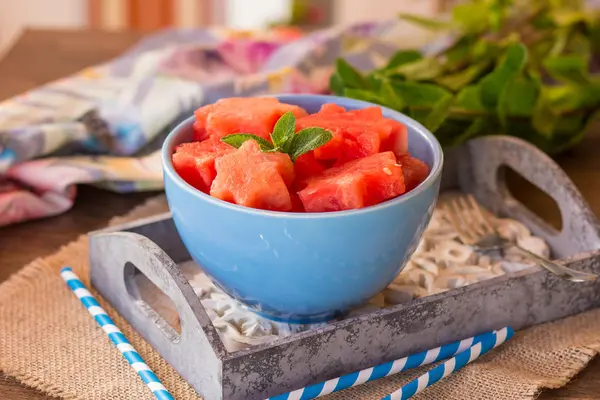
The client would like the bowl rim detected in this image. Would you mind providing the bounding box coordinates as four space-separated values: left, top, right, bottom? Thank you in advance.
162 93 444 219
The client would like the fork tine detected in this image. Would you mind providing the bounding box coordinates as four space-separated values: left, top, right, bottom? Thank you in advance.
456 195 485 237
445 196 598 283
466 195 496 237
452 195 488 241
444 197 477 245
460 195 492 238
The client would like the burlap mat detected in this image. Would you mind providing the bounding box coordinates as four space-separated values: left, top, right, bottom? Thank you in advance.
1 195 600 400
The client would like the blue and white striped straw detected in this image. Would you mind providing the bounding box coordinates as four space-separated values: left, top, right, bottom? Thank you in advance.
382 326 514 400
268 328 507 400
60 267 175 400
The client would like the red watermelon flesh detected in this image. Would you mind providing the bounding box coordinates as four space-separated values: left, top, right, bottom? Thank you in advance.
347 106 383 120
172 137 234 192
380 119 409 157
294 151 326 183
194 97 308 142
290 192 305 212
262 151 295 187
318 103 345 114
298 152 405 212
347 107 409 157
211 140 294 211
397 154 430 191
295 105 406 164
193 120 204 139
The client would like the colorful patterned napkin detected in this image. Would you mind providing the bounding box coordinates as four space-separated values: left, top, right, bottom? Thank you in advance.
0 22 449 227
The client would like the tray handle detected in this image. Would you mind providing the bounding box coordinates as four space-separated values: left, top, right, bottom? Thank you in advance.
89 232 226 399
462 136 600 258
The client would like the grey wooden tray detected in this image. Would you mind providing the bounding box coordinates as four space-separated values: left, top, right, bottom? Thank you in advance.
89 136 600 400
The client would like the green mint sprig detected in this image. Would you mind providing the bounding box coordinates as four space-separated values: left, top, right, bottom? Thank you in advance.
220 112 332 162
328 0 600 155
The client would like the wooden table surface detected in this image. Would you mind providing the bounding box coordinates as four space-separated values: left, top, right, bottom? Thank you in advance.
1 28 599 400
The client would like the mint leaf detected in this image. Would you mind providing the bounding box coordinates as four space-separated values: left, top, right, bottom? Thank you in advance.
329 72 345 96
548 28 569 57
532 88 558 139
367 73 384 92
271 112 296 150
454 85 486 113
425 94 454 131
471 39 501 63
221 134 274 151
545 82 600 113
498 76 540 118
543 55 590 85
379 81 405 110
221 114 332 163
383 50 422 71
435 62 489 92
489 1 506 32
443 36 474 68
479 42 528 110
336 58 369 89
452 2 490 33
390 58 445 81
344 88 384 104
390 81 452 108
288 128 332 161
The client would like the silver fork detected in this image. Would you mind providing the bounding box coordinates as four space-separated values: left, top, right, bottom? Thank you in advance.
443 194 597 283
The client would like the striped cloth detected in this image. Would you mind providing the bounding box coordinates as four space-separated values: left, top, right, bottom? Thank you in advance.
0 20 453 227
60 267 175 400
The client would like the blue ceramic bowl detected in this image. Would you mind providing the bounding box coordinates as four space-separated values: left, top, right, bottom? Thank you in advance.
162 94 443 323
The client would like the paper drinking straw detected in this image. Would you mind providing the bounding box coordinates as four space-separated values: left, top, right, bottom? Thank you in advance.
60 266 175 400
268 328 505 400
381 326 514 400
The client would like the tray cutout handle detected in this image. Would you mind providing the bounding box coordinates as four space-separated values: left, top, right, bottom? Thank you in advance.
124 262 182 341
495 164 562 237
90 231 228 399
92 231 226 353
464 136 600 258
500 165 563 231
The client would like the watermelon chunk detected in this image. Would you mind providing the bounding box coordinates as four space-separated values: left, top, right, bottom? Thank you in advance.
290 192 305 212
172 137 234 192
294 151 326 183
397 154 430 191
211 140 295 211
298 152 405 212
318 103 345 114
262 151 295 187
295 105 407 164
194 97 308 142
347 107 409 157
347 106 383 120
380 119 409 157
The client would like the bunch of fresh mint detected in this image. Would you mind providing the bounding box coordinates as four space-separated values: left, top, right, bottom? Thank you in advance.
330 0 600 154
221 112 332 161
